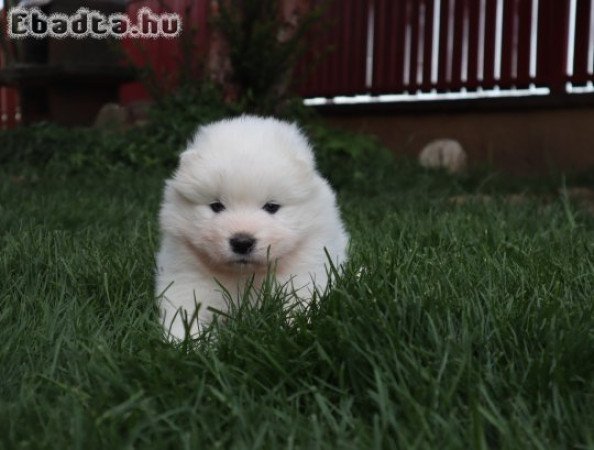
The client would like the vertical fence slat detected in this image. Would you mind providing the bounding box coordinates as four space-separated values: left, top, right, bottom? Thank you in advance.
340 0 362 95
500 0 515 87
451 0 466 90
414 0 425 90
572 0 592 84
481 0 498 88
311 24 323 94
393 0 408 92
407 0 420 91
538 0 570 93
516 0 533 86
466 0 481 89
436 0 451 90
340 0 353 93
351 0 367 92
394 1 408 92
321 0 334 96
421 0 436 91
346 0 369 94
370 0 387 92
328 0 342 95
330 0 340 94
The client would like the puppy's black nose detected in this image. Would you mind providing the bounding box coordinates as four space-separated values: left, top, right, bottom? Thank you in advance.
230 233 256 255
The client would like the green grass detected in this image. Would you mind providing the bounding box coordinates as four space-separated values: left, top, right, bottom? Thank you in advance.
1 164 593 450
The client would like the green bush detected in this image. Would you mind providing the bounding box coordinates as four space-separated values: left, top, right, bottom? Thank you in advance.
307 123 398 193
0 123 174 173
0 85 234 173
0 87 405 197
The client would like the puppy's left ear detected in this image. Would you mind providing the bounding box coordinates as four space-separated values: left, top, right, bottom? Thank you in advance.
179 149 200 165
284 124 317 169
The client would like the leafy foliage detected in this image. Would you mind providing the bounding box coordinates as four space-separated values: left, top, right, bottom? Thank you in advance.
0 87 406 197
307 123 400 193
0 85 233 173
214 0 321 114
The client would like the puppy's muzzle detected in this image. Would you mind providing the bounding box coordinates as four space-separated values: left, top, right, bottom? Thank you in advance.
229 233 256 255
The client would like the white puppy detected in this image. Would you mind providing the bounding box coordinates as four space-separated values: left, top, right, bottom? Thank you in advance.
155 116 348 341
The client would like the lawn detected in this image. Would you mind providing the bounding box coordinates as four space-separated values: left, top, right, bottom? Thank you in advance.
1 158 593 449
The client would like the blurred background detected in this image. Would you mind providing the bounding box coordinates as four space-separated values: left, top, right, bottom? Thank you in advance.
2 0 594 175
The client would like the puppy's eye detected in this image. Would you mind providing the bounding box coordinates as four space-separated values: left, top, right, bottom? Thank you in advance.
209 202 225 213
263 202 281 214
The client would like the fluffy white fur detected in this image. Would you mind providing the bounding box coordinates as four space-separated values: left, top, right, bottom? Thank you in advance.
155 116 348 341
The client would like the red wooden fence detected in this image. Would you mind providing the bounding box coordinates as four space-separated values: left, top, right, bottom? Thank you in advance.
2 0 594 127
299 0 594 97
297 0 371 97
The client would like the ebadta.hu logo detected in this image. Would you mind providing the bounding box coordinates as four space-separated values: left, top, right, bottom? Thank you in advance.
7 6 181 39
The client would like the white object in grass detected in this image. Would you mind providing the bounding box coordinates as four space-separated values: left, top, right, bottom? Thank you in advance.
418 139 467 174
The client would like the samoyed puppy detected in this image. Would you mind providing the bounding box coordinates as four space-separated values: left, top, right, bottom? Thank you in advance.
155 116 348 341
